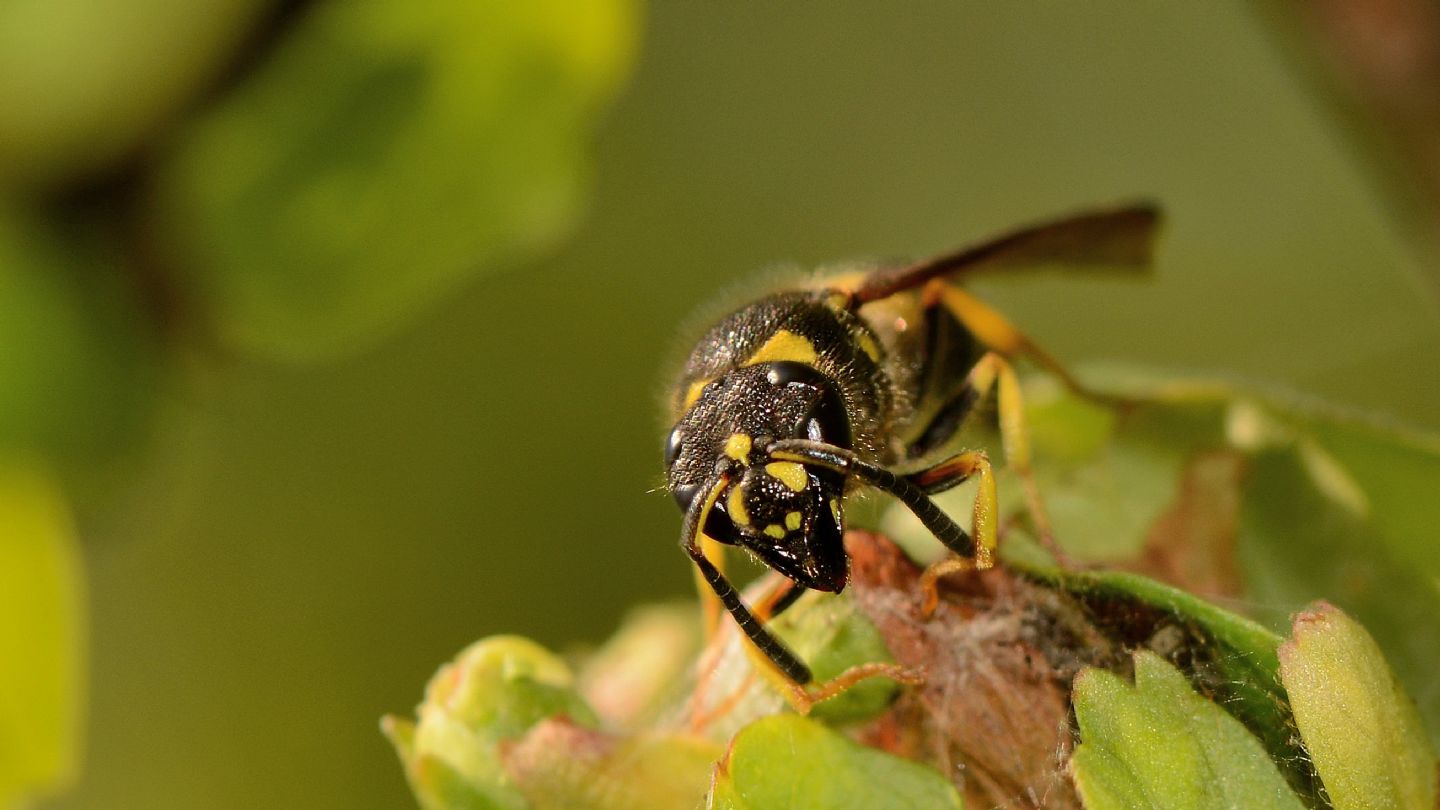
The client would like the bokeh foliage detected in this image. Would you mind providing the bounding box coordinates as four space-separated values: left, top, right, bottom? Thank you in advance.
0 467 84 808
0 3 1436 810
1 0 636 807
154 0 636 359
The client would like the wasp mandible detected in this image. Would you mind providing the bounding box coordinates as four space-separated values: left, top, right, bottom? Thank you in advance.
664 204 1161 691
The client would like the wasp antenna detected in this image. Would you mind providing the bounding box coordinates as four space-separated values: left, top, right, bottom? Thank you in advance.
680 475 813 684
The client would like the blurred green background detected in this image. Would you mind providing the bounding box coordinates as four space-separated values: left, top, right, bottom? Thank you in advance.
3 2 1438 809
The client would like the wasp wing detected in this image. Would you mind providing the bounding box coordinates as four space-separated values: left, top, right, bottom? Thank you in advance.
851 203 1161 304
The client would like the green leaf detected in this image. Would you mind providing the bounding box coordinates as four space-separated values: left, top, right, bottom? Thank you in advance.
709 714 962 810
1307 418 1440 579
383 635 597 810
154 0 640 360
1014 381 1219 562
1278 602 1438 810
505 724 720 810
1071 651 1305 810
0 0 268 186
0 208 156 465
1004 545 1313 795
0 464 85 807
388 633 724 810
1237 438 1440 741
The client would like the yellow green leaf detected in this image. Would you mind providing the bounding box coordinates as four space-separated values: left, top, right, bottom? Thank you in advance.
1278 602 1438 810
0 0 268 186
709 714 962 810
0 464 85 807
155 0 640 360
1071 651 1304 810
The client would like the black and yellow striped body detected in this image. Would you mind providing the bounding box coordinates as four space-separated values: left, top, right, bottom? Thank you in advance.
664 204 1161 687
668 285 984 475
666 284 983 594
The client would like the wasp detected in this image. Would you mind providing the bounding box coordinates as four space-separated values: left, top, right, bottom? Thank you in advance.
664 204 1161 694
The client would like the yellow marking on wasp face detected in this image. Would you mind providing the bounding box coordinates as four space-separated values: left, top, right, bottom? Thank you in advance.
724 433 752 463
743 329 818 367
829 498 842 524
785 511 802 532
856 330 882 362
682 379 711 410
764 524 787 539
765 461 808 492
727 486 750 526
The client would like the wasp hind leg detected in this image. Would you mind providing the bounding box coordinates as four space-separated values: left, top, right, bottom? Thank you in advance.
920 280 1100 564
922 279 1128 407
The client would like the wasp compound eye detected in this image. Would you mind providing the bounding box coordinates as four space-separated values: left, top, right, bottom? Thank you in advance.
664 426 685 468
670 481 698 511
757 361 853 448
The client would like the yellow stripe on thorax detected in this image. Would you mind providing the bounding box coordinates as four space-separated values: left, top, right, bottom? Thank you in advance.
742 329 819 367
855 330 882 363
681 378 710 410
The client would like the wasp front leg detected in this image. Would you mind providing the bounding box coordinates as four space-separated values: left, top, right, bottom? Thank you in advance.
906 450 1000 616
694 573 923 723
766 440 983 562
767 439 1001 617
913 347 1074 573
681 476 813 684
682 473 921 720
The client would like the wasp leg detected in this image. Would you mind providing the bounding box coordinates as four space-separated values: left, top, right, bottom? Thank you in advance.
693 575 921 725
911 344 1072 566
770 438 1002 619
779 662 927 715
922 280 1120 405
692 535 727 639
905 450 1000 617
685 473 924 716
682 476 812 684
974 351 1075 566
757 578 807 620
766 440 981 560
688 523 738 728
690 575 802 731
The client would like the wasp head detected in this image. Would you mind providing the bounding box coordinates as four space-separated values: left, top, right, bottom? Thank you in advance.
665 361 852 592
